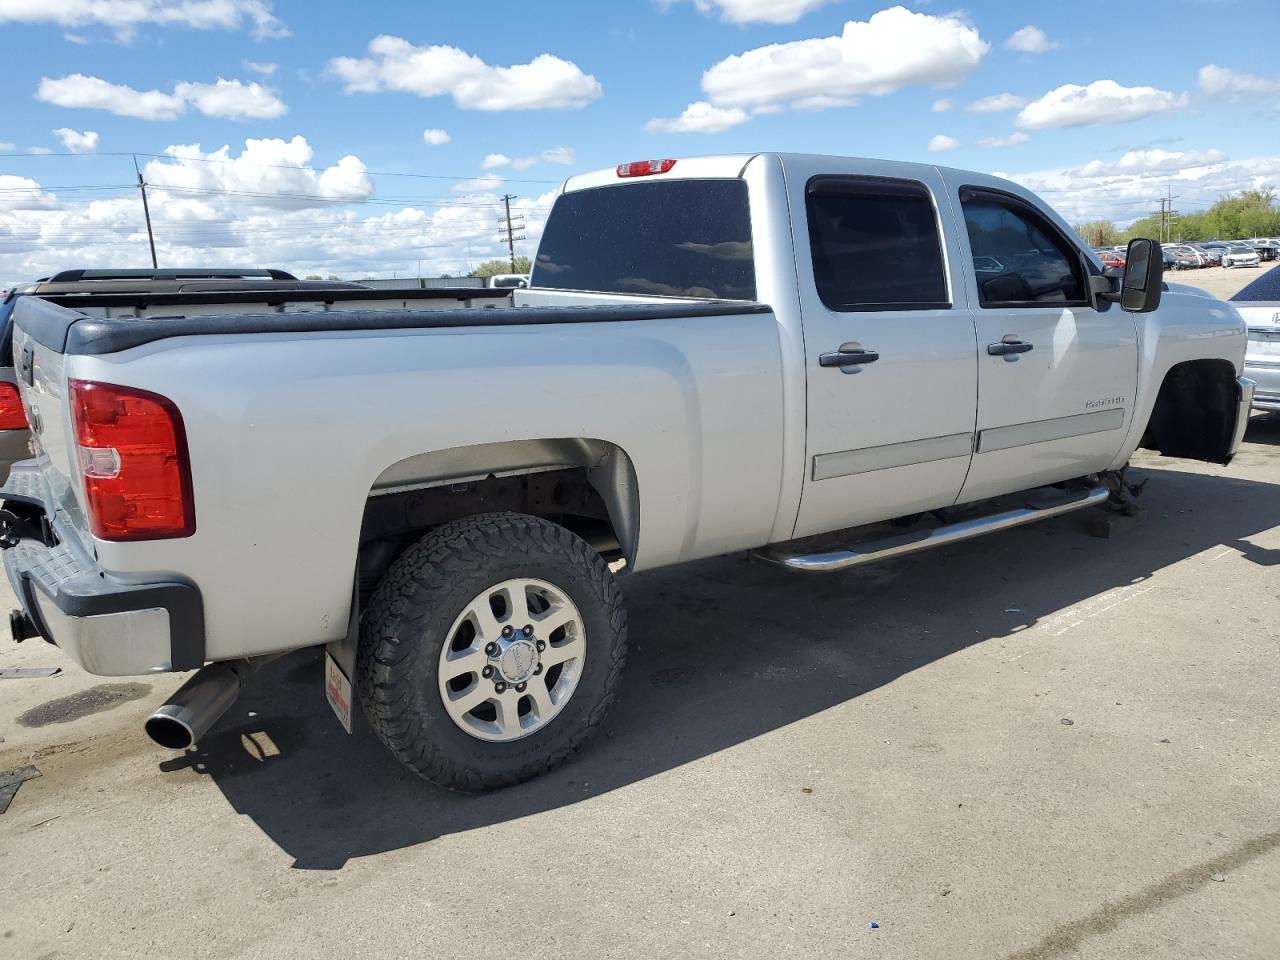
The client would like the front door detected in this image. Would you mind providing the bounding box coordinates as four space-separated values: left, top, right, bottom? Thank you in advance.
947 184 1139 503
790 161 978 539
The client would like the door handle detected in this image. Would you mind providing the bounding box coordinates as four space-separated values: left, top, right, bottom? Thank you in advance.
987 340 1034 356
820 348 880 367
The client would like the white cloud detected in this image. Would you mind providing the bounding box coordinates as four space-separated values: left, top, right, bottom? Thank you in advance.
1075 148 1228 178
0 175 57 211
699 7 989 114
667 0 833 24
511 146 575 170
928 134 959 152
995 147 1272 224
932 98 953 113
172 79 286 119
966 92 1026 113
1016 80 1188 130
53 128 98 153
37 73 286 120
0 142 16 151
645 101 750 134
242 60 277 76
478 147 575 172
977 131 1030 148
1198 64 1280 99
37 74 186 120
330 35 601 110
0 149 561 286
422 128 451 145
0 0 287 41
1004 25 1057 54
143 136 373 209
451 174 505 194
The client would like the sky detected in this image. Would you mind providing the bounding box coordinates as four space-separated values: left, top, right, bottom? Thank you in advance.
0 0 1277 282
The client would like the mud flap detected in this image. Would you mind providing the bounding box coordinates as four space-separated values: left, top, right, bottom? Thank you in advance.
323 579 359 735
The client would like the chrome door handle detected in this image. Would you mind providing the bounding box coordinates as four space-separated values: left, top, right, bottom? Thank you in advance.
820 349 880 367
987 340 1034 356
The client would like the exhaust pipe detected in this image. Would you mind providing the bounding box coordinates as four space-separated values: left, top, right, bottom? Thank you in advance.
145 658 259 750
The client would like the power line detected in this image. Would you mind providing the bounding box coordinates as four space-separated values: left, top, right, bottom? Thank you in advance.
0 150 564 184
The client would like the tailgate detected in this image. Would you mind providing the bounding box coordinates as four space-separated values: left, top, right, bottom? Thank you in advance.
8 298 91 549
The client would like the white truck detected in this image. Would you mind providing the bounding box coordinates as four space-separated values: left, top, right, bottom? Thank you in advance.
1 153 1254 791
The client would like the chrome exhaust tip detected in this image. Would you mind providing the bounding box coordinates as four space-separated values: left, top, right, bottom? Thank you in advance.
144 659 252 750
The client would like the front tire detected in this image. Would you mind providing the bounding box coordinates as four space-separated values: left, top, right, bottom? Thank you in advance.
357 512 628 791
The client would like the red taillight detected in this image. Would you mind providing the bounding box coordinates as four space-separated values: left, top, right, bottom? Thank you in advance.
616 159 677 178
68 379 195 541
0 382 28 430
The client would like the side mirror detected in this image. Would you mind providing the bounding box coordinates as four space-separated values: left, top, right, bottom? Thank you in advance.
1120 238 1163 313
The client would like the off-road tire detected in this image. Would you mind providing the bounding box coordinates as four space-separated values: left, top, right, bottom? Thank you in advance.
357 512 627 791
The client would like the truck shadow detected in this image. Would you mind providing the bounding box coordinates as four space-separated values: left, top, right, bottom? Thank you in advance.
160 462 1280 870
1243 411 1280 446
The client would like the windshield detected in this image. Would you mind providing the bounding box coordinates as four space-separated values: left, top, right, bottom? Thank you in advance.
532 179 756 300
1231 268 1280 302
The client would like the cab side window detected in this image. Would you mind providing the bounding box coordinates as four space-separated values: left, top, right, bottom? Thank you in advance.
806 176 949 312
961 192 1086 307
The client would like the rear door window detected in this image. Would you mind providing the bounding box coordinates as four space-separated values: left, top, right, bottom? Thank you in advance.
805 176 949 311
532 179 755 300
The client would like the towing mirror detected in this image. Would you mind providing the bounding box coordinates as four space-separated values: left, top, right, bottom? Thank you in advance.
1120 238 1163 313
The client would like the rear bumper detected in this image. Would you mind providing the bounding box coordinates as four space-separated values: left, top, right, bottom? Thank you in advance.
1 464 204 675
1244 358 1280 411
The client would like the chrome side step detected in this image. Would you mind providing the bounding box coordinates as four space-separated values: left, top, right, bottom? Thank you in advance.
755 486 1110 573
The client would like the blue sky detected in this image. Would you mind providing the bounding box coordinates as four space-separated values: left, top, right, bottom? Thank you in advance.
0 0 1277 280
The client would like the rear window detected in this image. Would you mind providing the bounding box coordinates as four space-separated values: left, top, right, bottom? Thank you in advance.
532 179 755 300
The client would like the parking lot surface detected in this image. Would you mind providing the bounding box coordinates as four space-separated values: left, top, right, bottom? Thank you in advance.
1 414 1278 960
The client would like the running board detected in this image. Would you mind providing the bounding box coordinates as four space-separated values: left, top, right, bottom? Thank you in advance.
755 486 1110 573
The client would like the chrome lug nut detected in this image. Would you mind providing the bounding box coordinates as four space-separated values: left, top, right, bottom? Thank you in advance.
482 665 494 678
533 663 543 675
536 639 546 652
515 682 527 692
494 681 507 694
522 625 534 637
501 625 514 639
485 642 499 656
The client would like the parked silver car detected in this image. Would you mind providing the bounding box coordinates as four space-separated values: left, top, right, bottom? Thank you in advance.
1231 267 1280 411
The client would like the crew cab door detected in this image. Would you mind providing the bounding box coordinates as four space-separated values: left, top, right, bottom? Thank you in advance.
788 161 978 539
946 183 1138 502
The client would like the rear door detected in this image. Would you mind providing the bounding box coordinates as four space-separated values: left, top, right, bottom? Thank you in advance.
789 160 978 539
946 183 1138 503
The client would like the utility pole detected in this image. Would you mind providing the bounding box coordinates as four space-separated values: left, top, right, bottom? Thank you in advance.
1153 186 1180 244
498 194 525 272
133 155 158 268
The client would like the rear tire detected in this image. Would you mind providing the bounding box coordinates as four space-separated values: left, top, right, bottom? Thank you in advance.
357 512 627 791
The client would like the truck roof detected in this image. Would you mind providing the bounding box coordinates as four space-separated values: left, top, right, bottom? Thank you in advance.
562 152 1025 197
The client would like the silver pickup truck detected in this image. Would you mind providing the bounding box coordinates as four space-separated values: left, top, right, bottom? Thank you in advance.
1 153 1253 791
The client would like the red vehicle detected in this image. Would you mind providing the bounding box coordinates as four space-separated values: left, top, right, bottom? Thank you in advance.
1099 251 1127 269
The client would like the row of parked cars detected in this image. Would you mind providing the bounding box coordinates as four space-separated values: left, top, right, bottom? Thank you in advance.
1095 239 1278 271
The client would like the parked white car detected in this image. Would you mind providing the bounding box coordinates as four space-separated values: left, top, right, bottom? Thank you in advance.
1222 243 1261 268
1 153 1253 790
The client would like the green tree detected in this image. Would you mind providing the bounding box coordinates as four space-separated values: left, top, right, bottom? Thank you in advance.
470 256 532 278
1073 220 1120 247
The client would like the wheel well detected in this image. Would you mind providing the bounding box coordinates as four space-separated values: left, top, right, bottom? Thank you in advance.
1138 359 1238 464
355 440 638 602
